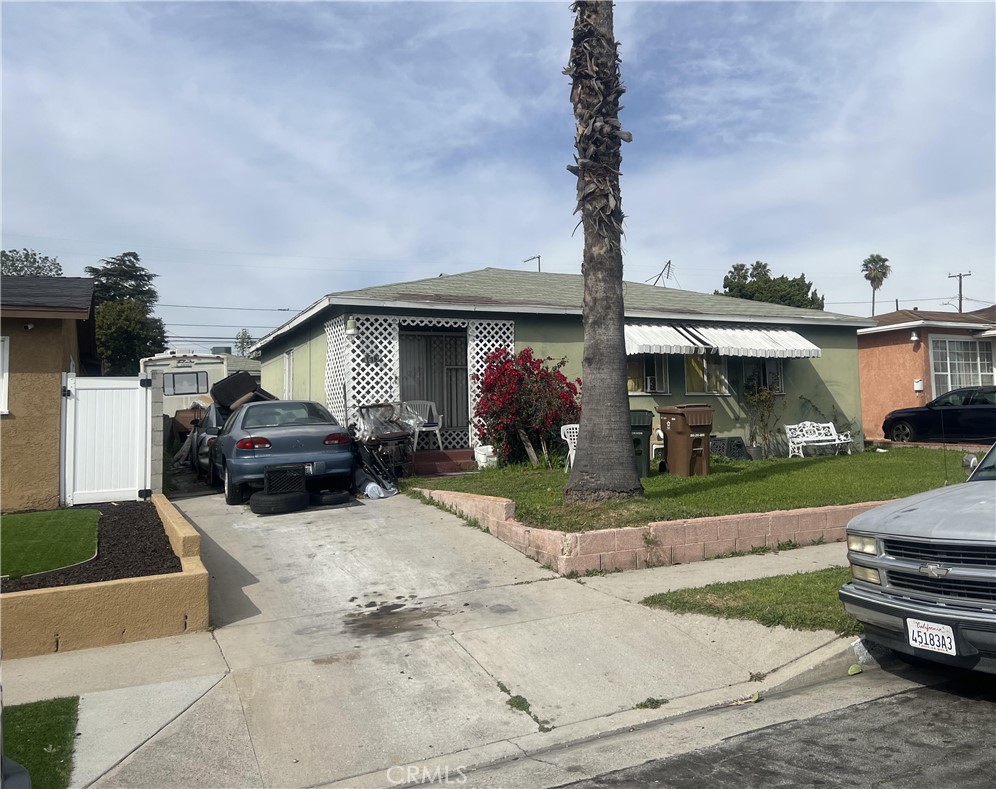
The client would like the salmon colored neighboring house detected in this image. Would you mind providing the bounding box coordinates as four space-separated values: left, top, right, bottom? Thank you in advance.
858 306 996 440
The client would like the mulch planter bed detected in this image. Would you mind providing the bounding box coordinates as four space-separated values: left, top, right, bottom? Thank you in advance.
0 501 180 594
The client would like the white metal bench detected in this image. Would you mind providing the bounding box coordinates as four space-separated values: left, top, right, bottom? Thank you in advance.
785 421 852 458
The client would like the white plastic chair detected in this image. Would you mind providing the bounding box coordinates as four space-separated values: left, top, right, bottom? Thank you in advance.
651 428 666 463
561 423 579 472
406 400 444 451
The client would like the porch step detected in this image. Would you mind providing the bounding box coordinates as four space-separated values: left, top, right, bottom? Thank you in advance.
412 449 478 476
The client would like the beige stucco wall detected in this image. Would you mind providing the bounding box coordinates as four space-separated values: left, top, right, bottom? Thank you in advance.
0 317 78 513
0 494 209 658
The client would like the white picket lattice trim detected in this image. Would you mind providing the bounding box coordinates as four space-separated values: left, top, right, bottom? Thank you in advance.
324 316 348 423
325 313 514 445
467 319 515 447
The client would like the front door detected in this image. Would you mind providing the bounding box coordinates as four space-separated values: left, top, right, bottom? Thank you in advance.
399 331 468 432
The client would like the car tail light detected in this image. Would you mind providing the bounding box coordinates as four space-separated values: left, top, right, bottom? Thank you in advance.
324 434 351 445
236 437 271 450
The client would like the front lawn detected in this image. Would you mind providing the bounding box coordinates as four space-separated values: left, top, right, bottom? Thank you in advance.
642 567 861 636
0 509 99 578
2 696 79 789
404 447 977 532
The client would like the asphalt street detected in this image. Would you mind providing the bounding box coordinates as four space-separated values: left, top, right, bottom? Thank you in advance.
561 667 996 789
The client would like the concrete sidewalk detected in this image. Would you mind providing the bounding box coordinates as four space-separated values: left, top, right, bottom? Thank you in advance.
4 494 866 789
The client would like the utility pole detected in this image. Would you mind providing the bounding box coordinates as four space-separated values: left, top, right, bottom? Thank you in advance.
523 255 541 272
947 271 972 312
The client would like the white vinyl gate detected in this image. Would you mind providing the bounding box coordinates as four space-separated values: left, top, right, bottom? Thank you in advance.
61 373 153 506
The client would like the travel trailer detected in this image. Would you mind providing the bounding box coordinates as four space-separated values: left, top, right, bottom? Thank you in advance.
140 350 228 417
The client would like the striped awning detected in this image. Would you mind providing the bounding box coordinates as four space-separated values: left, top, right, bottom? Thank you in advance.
682 325 822 358
625 323 822 359
624 324 705 355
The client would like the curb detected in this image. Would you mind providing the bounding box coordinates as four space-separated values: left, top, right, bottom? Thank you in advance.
323 635 882 789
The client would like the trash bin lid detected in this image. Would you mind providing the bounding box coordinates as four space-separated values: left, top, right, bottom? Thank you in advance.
629 409 655 427
675 403 714 425
654 406 683 416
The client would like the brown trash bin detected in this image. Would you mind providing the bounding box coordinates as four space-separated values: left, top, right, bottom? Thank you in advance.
655 404 715 476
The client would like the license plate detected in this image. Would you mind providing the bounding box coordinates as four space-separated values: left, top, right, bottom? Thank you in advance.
906 618 957 655
304 463 314 476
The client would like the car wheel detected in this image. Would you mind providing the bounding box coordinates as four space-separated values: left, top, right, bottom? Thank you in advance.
889 421 914 443
208 458 221 488
249 490 309 515
224 465 244 505
309 490 351 507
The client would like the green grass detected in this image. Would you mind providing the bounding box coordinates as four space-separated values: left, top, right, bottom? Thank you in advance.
402 447 977 532
642 567 861 636
0 509 99 578
2 696 79 789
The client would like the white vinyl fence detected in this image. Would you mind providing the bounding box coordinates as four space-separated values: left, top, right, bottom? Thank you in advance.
61 373 153 506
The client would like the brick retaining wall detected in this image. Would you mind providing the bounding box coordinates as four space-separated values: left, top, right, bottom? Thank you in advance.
418 489 884 575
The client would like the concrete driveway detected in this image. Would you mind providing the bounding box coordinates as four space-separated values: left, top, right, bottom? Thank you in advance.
81 492 848 788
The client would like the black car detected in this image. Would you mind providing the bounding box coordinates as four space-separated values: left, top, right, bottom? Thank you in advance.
882 385 996 443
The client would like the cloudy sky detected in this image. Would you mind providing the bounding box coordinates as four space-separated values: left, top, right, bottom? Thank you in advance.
3 0 993 352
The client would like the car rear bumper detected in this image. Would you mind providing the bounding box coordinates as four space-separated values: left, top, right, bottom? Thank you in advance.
839 582 996 674
227 453 353 487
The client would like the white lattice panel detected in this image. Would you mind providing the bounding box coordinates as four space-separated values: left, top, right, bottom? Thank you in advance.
468 319 515 447
347 315 401 424
415 428 469 451
324 316 348 423
400 318 469 329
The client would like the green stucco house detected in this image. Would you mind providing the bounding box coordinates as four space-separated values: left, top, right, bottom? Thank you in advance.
251 268 873 453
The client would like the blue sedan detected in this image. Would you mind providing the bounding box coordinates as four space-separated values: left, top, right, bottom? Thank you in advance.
210 400 353 504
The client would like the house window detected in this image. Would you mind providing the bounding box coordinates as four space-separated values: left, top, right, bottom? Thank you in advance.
930 337 994 395
685 355 729 394
743 359 785 395
626 354 669 394
0 336 8 414
163 371 208 396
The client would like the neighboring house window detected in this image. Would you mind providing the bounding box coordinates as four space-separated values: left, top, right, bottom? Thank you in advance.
930 336 994 395
0 336 8 414
743 359 785 394
283 350 294 399
163 371 209 396
685 355 729 395
626 354 669 394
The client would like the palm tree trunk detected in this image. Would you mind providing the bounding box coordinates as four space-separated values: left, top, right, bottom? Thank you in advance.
871 287 876 317
564 0 643 502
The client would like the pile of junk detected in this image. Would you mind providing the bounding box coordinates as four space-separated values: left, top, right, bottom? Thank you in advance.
349 402 425 499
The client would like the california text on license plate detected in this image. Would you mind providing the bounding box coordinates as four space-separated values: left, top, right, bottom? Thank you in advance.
906 618 956 656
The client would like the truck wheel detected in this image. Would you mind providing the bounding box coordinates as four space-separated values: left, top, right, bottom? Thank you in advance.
250 490 309 515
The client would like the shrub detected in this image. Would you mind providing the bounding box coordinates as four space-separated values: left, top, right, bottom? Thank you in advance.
473 348 581 466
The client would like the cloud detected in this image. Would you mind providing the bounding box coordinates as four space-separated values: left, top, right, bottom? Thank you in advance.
2 0 992 352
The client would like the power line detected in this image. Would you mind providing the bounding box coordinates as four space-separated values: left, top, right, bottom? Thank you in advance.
159 303 294 312
167 323 279 329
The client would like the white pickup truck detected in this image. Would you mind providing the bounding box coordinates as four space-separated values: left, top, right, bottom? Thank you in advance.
839 445 996 674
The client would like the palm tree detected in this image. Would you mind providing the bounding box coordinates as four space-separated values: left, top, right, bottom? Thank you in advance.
861 254 891 316
564 1 643 502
